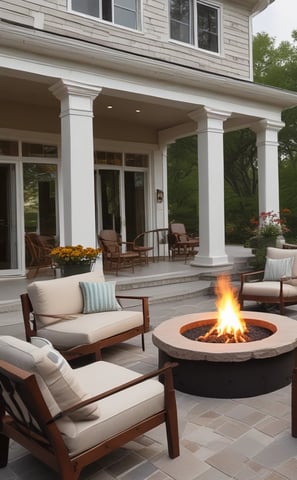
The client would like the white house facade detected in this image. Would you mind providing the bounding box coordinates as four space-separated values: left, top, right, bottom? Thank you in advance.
0 0 297 276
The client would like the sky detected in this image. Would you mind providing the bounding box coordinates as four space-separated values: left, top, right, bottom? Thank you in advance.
253 0 297 45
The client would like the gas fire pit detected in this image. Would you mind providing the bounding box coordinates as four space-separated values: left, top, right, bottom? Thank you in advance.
152 311 297 398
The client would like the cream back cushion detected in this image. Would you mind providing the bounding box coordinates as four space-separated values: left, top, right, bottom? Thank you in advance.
28 272 105 325
0 335 100 421
266 247 297 285
0 335 59 417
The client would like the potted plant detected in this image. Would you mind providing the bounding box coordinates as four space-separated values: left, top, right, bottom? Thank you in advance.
248 210 290 268
50 245 101 277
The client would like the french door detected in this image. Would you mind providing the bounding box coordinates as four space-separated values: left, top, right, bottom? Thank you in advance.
95 168 146 243
0 164 18 271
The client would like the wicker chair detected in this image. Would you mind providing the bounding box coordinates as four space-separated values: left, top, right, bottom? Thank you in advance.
25 233 56 279
168 223 199 262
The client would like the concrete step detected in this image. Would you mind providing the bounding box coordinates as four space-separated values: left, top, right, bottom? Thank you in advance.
114 270 202 290
0 299 21 314
117 279 213 304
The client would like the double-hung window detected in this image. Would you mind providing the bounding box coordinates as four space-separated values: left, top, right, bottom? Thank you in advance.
170 0 220 53
70 0 139 30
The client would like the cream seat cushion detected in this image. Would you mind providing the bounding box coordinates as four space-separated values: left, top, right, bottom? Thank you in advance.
56 361 165 456
38 310 143 348
242 281 297 298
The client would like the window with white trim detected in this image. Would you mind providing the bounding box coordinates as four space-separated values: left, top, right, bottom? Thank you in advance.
70 0 139 30
170 0 220 53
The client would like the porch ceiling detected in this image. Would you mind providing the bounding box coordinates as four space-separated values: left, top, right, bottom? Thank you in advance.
0 69 263 136
0 70 192 131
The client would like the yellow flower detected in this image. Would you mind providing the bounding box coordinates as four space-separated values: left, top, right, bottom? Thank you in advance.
50 245 101 265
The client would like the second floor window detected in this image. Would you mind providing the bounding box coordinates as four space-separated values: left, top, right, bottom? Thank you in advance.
170 0 220 53
71 0 139 30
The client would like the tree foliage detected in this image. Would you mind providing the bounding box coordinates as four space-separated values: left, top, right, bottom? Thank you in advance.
167 136 198 235
168 30 297 243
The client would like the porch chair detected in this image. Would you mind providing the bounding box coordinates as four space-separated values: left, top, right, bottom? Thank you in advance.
98 230 139 275
25 232 56 279
283 243 297 250
20 271 150 362
239 247 297 314
132 230 154 264
168 223 199 262
0 335 179 480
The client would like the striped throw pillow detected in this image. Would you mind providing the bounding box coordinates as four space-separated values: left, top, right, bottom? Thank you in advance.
79 281 121 313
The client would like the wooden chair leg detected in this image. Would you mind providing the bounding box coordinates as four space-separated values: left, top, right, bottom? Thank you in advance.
0 433 9 467
280 300 285 315
162 365 180 459
292 368 297 437
141 333 145 351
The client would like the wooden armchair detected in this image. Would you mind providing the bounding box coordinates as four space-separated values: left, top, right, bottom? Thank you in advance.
98 230 139 275
132 230 154 264
25 232 56 279
0 336 179 480
168 223 199 262
20 272 150 361
239 247 297 314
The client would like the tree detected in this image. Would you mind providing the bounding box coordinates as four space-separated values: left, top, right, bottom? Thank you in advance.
167 136 198 235
167 31 297 243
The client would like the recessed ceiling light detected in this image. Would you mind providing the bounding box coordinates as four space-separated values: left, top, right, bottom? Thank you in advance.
136 109 141 113
107 105 113 109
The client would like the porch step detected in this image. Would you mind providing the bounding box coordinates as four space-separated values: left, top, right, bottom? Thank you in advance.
0 299 21 314
116 279 213 304
113 266 246 303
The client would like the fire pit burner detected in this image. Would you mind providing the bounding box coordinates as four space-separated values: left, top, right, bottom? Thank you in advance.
182 320 273 343
152 312 297 398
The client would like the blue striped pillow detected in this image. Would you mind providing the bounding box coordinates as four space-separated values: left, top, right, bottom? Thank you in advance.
79 281 121 313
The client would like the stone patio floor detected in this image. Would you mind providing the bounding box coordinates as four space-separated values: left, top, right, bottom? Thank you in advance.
1 254 297 479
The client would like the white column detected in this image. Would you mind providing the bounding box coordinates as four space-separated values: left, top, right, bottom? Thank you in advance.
189 107 231 266
152 146 169 255
252 119 284 217
50 80 101 247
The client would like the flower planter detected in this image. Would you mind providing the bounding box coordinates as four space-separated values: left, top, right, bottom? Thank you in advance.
60 263 93 277
249 235 277 269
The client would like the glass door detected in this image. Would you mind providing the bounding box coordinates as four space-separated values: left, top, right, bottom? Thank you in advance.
0 164 18 270
23 164 58 237
96 169 146 243
124 171 145 242
97 170 121 233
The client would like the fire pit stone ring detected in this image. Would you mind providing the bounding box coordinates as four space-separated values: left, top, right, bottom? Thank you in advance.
152 311 297 398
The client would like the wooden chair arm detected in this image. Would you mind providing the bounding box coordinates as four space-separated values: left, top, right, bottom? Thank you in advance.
121 241 135 247
240 270 264 283
20 293 37 341
49 362 178 423
280 275 297 283
116 295 150 332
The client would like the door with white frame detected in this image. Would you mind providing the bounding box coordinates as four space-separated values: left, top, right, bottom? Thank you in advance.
94 151 148 245
0 162 19 273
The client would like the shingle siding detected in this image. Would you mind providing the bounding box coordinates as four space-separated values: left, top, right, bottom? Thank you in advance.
0 0 252 79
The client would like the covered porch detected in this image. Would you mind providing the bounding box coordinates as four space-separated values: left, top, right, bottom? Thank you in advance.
1 20 297 277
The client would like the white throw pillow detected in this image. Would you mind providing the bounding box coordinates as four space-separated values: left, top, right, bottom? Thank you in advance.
263 256 294 281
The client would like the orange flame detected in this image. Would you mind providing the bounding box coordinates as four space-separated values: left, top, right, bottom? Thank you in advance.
202 275 247 343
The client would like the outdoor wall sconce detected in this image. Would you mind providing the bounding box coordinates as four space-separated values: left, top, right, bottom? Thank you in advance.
156 189 164 203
